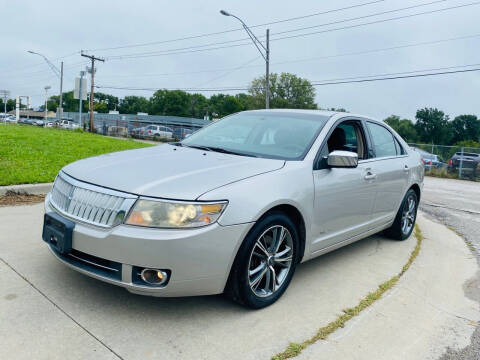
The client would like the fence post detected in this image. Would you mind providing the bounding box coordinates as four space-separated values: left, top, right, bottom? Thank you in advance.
459 147 464 179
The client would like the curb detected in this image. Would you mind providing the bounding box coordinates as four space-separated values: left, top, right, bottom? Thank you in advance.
0 183 53 196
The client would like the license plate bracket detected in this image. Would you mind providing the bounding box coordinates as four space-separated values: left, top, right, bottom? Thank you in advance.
42 212 75 254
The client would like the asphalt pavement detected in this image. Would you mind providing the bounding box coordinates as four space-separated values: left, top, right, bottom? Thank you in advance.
0 180 478 359
420 176 480 360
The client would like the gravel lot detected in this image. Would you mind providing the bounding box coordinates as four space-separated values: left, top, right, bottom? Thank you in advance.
420 176 480 360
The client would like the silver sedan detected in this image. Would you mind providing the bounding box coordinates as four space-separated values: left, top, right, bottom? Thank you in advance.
42 109 423 308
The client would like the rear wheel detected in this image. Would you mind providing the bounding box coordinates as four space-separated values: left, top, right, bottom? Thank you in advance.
385 189 418 240
226 212 299 309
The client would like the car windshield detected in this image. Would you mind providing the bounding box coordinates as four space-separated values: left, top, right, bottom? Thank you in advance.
180 111 330 160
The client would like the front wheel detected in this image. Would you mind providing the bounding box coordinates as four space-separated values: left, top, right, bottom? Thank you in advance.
226 212 299 309
385 189 418 240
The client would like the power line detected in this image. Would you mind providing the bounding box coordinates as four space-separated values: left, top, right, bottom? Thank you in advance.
311 67 480 86
95 63 480 92
93 33 480 80
103 0 479 61
86 0 387 52
272 1 480 43
104 0 447 59
194 56 261 87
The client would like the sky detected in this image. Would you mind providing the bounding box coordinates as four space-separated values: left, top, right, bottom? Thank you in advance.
1 0 479 120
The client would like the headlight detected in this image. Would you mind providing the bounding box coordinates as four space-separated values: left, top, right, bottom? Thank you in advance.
124 199 227 228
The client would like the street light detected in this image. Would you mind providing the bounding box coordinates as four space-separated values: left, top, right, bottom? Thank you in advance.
28 51 64 120
220 10 270 109
44 86 51 121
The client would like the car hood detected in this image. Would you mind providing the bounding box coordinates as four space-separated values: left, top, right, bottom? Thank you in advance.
62 144 285 200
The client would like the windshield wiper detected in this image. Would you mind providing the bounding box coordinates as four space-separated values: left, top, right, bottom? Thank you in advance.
207 146 258 158
182 144 257 157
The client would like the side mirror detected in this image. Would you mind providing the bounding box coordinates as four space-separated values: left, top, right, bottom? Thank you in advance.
327 150 358 168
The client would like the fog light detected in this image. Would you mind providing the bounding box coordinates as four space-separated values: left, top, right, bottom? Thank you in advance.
140 269 168 286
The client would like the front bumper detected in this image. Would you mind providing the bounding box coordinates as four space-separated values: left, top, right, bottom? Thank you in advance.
44 195 253 297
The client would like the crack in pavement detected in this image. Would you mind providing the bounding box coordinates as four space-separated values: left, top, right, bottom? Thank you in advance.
422 202 480 216
0 256 124 360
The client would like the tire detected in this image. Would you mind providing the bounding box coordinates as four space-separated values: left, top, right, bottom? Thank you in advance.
226 212 300 309
384 189 418 241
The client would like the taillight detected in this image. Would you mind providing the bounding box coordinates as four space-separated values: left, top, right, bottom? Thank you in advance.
448 159 452 165
148 130 151 134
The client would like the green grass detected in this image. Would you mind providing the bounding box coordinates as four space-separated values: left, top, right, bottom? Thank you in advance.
0 125 152 186
272 225 424 360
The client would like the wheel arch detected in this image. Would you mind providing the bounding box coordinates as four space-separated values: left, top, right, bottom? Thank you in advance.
409 183 421 203
257 204 307 263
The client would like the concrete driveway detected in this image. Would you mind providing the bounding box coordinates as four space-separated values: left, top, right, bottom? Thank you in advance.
1 201 478 360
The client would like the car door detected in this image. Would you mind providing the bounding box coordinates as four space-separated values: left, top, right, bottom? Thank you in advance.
364 121 410 227
311 119 377 252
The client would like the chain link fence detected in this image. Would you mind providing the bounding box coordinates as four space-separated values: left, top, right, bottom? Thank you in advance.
62 112 208 142
408 143 480 181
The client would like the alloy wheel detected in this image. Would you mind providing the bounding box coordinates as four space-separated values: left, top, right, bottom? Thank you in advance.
247 225 294 297
401 194 416 235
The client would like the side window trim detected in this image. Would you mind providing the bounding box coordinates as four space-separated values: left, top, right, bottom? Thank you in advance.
313 117 371 170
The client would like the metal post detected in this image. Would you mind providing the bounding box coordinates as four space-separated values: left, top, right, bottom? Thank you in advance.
459 147 464 179
59 61 64 121
266 29 270 109
44 86 51 121
89 58 95 132
78 71 85 127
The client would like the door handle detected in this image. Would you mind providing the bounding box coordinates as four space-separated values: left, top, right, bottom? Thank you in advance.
404 165 409 172
364 172 377 180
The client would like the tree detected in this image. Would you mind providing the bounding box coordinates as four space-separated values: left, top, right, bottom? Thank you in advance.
384 115 418 143
118 96 149 114
94 92 119 111
451 115 480 144
189 93 208 118
149 89 191 116
208 94 243 118
414 108 451 144
94 102 109 113
50 91 88 113
248 72 317 109
0 98 16 112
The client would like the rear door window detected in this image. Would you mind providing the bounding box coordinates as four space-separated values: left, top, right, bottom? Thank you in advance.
367 122 397 158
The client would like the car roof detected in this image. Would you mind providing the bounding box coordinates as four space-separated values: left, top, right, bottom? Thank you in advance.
243 108 382 122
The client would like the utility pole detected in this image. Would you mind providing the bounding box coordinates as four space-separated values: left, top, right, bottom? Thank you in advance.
265 29 270 109
81 52 104 132
0 90 9 116
44 86 51 121
59 61 64 120
78 71 86 127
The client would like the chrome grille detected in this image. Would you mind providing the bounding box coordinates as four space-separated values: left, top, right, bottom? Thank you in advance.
50 172 137 227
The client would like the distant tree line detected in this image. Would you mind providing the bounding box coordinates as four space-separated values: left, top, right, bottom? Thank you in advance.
384 109 480 147
3 71 478 146
31 72 319 119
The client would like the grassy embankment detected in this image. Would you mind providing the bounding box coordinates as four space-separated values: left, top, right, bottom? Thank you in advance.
0 125 152 186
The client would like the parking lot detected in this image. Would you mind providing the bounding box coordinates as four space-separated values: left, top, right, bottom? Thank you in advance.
1 178 479 360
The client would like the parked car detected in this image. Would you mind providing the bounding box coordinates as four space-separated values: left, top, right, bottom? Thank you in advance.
59 119 80 130
173 127 193 140
34 120 45 127
130 126 146 137
448 152 480 177
0 114 16 123
142 125 173 139
42 110 423 308
410 147 445 169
